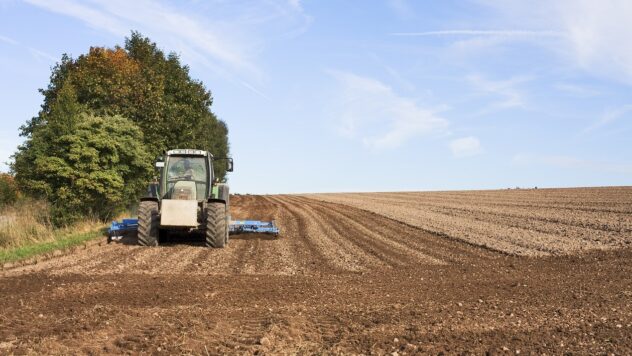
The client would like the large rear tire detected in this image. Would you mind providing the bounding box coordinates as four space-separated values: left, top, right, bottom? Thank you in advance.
138 201 159 246
206 202 226 248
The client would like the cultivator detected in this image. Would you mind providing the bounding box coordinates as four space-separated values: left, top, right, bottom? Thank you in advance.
229 220 280 236
107 218 139 242
107 218 280 242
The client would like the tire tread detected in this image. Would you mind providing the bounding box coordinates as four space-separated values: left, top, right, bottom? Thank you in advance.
138 201 159 246
206 202 226 248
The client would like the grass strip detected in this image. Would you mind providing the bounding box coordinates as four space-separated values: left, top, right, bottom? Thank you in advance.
0 228 105 265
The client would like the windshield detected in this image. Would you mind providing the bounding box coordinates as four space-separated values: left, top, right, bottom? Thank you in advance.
165 156 208 200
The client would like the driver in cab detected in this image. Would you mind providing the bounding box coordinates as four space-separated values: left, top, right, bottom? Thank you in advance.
169 158 197 180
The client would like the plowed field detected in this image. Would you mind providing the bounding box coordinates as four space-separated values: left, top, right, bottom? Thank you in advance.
308 187 632 256
1 189 632 354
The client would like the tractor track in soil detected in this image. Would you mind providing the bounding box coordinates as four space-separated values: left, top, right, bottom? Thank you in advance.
1 193 631 354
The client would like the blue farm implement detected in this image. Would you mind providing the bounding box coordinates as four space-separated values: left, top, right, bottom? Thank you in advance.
107 218 139 242
229 220 280 236
107 218 280 242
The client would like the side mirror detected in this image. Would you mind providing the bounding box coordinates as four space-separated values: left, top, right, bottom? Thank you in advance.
213 157 233 172
155 161 165 168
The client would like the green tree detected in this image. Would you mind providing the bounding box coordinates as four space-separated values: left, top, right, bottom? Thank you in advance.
13 82 85 198
50 115 152 224
12 32 229 224
25 32 229 178
16 113 152 225
124 32 229 175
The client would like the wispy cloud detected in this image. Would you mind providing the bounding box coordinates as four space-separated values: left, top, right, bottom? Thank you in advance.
449 137 482 158
287 0 303 11
582 105 632 134
0 34 18 45
24 0 310 97
0 32 56 62
477 0 632 85
554 83 601 97
329 70 448 149
368 52 415 92
392 30 563 38
25 0 254 71
466 74 530 114
394 2 632 86
393 27 564 60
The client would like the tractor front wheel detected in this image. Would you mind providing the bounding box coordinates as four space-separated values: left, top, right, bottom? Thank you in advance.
206 202 227 248
138 201 159 246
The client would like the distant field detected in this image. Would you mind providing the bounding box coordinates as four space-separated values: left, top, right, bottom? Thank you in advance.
306 187 632 256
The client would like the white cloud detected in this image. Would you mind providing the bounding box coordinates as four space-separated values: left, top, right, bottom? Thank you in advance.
582 105 632 134
27 47 57 62
24 0 310 95
466 74 530 114
25 0 254 71
288 0 302 11
392 30 562 38
0 32 56 62
477 0 632 85
0 34 18 45
554 83 601 97
392 29 564 57
398 1 632 85
329 71 448 149
449 137 482 158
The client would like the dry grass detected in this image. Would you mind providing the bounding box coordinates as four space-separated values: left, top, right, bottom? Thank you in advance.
0 200 101 249
0 200 54 248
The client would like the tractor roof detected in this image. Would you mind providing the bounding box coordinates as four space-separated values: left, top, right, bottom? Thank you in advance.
166 149 211 157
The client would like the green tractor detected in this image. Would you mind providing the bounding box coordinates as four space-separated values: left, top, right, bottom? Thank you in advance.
138 149 233 248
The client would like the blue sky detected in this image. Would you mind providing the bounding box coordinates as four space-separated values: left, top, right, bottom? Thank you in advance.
0 0 631 193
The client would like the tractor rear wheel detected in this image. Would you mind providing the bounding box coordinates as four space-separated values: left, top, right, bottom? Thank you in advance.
206 202 226 248
138 201 159 246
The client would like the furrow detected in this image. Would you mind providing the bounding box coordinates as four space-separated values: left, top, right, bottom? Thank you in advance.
297 196 492 265
267 195 342 274
272 196 369 272
286 196 445 267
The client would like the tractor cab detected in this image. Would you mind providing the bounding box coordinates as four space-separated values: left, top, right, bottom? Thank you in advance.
161 150 211 201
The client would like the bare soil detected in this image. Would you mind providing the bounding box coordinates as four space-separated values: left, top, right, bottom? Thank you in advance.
1 192 631 354
308 187 632 256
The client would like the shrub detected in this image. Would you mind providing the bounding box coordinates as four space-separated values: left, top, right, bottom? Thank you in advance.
15 113 153 226
0 173 18 207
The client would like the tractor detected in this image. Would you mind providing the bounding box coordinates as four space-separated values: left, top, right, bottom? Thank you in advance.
137 149 233 248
